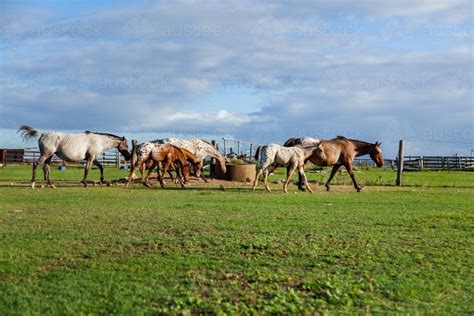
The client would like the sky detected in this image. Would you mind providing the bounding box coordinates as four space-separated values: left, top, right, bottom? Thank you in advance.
0 0 473 157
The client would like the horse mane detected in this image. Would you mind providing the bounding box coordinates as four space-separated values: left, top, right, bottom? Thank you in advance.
283 137 302 147
335 136 374 146
200 139 213 146
84 131 123 140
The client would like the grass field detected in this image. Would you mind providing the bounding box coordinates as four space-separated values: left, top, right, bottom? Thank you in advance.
0 166 473 314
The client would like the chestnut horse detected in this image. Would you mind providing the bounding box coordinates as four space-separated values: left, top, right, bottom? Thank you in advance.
132 146 202 184
126 143 189 188
284 136 384 192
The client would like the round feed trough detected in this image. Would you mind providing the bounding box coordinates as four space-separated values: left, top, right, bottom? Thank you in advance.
215 164 256 182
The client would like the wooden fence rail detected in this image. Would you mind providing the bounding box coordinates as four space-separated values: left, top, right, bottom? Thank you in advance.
1 148 124 167
400 156 474 170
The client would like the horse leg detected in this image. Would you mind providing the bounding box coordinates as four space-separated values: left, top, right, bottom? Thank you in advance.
168 166 175 183
93 159 105 184
299 166 313 193
325 164 341 191
345 163 362 192
125 161 139 188
264 169 272 192
288 165 305 191
199 167 208 183
43 156 55 188
159 161 172 189
31 154 49 189
143 161 157 188
81 159 93 187
175 162 186 188
252 169 264 191
284 166 297 193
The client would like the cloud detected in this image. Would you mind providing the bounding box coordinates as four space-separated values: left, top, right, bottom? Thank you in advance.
0 0 472 157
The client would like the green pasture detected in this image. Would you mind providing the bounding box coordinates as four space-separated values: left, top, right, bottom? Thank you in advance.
1 164 473 188
0 165 473 314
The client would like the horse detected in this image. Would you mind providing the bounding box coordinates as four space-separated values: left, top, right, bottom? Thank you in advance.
18 125 130 188
126 142 190 188
130 145 202 184
252 144 317 193
153 138 227 181
284 136 384 192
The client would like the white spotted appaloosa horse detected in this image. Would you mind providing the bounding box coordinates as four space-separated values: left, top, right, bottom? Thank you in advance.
153 138 227 181
252 144 317 193
18 125 130 188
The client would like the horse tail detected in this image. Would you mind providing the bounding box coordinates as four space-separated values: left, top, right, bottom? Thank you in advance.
17 125 41 142
254 145 263 161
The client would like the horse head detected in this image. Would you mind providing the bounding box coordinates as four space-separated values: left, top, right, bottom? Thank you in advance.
370 142 384 167
218 156 228 174
117 136 131 161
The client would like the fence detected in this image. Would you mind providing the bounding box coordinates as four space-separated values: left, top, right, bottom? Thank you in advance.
221 138 254 159
400 156 474 170
1 148 124 167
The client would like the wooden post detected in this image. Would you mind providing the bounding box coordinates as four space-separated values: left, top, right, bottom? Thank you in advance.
249 143 253 161
222 138 227 156
115 150 120 168
419 156 424 169
396 140 404 186
210 140 217 177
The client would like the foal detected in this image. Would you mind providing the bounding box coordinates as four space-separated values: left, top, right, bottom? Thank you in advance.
252 144 316 193
126 143 189 188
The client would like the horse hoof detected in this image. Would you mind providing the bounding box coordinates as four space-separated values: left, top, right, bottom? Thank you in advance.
30 183 36 189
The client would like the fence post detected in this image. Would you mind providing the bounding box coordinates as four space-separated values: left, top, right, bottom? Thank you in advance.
419 156 424 169
115 149 120 168
396 140 404 186
222 138 227 156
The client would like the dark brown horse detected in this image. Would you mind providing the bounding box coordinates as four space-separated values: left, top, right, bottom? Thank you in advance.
284 136 384 192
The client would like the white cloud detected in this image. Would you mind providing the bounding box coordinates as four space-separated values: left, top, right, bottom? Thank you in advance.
0 0 472 156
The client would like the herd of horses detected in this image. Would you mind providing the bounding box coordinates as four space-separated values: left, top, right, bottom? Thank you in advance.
17 125 384 192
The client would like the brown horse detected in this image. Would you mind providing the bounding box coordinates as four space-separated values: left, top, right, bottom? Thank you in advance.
284 136 384 192
126 143 190 188
133 147 202 184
